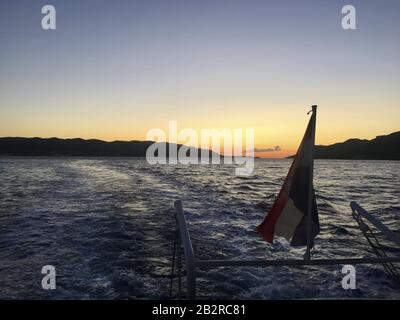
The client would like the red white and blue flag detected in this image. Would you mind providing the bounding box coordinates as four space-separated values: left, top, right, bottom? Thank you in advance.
256 107 319 247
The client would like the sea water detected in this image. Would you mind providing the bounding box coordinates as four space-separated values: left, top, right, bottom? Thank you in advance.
0 158 399 299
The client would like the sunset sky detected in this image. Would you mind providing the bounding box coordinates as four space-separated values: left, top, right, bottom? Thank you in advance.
0 0 399 157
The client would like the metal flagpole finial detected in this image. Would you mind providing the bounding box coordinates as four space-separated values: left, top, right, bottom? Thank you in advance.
307 105 318 115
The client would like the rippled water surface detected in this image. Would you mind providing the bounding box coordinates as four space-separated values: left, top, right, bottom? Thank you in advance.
0 158 399 299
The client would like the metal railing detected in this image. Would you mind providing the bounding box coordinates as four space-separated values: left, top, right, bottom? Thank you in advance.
174 200 196 299
350 201 400 281
173 200 400 299
350 201 400 245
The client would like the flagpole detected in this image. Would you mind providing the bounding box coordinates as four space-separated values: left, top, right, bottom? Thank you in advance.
304 105 317 260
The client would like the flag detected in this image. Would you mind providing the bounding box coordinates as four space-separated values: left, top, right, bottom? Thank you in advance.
256 107 319 246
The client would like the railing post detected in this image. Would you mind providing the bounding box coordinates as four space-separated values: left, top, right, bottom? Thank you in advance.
177 230 182 298
174 200 196 299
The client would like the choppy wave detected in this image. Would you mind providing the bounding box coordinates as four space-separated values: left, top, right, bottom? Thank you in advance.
0 158 399 299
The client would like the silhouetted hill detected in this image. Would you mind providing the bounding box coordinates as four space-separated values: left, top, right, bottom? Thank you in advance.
288 131 400 160
0 137 217 158
1 132 399 160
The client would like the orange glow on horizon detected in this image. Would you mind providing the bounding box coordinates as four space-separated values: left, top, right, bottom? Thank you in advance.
1 100 398 159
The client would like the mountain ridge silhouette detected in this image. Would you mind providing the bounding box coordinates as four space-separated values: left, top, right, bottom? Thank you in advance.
0 131 399 160
290 131 400 160
0 137 217 158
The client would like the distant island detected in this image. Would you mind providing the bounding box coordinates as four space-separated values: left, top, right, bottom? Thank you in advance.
0 137 216 158
289 131 400 160
0 131 399 160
